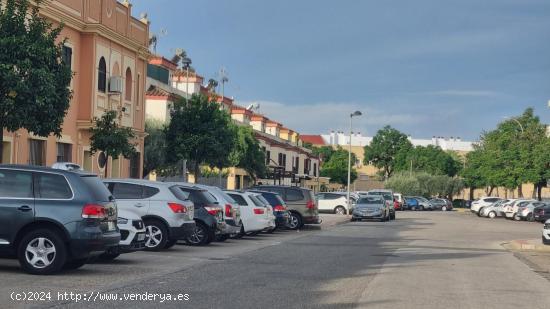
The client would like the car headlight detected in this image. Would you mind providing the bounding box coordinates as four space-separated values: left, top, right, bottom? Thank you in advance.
117 217 129 225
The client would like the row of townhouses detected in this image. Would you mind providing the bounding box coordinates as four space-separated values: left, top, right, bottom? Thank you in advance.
1 0 323 190
145 56 322 190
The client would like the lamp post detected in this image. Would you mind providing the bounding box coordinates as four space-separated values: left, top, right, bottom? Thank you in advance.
347 111 362 214
181 56 192 182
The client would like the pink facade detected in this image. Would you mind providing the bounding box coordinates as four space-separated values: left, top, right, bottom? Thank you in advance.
2 0 150 178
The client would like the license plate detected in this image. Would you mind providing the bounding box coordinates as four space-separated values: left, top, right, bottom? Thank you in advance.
107 221 116 231
137 233 145 241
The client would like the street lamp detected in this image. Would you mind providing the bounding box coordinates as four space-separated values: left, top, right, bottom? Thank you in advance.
347 111 362 214
181 57 192 101
503 116 524 133
181 56 192 182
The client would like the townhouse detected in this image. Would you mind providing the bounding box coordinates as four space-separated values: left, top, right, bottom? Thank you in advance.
1 0 150 178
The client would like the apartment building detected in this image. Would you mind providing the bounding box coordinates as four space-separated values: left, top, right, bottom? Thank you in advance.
1 0 150 178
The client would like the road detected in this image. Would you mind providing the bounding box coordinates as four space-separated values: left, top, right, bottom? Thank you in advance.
3 212 550 309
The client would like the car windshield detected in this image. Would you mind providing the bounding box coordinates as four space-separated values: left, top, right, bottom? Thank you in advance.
358 197 383 204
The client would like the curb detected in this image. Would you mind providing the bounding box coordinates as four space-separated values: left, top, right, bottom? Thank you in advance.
502 239 550 252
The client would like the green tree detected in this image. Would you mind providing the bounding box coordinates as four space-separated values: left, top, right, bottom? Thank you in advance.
311 146 336 163
320 148 357 185
90 111 137 177
460 149 487 200
395 145 462 176
364 125 412 179
385 172 464 199
229 125 267 182
143 119 172 177
0 0 72 162
165 94 235 180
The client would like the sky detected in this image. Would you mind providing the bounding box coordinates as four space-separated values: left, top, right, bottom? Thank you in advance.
132 0 550 141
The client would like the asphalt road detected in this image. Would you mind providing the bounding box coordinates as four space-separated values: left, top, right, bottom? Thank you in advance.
3 212 550 309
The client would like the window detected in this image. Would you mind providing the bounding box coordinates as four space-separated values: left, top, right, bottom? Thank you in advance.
143 186 160 198
36 173 72 199
62 46 72 71
29 139 45 166
56 142 72 162
295 157 299 173
313 163 317 177
266 151 271 165
286 188 304 201
111 183 143 199
81 176 112 201
228 193 248 206
98 57 107 92
0 169 33 198
278 153 286 168
129 152 140 179
125 68 132 101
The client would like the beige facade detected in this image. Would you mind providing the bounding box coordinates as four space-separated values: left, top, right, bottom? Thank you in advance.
2 0 149 178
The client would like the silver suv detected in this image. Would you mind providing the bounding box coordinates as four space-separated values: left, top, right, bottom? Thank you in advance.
103 179 195 251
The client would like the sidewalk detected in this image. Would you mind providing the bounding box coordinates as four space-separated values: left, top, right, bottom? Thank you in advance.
502 239 550 252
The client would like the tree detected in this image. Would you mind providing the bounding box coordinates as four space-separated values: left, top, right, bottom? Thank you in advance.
309 145 336 163
394 145 462 176
165 94 235 180
0 0 72 163
143 119 169 177
364 125 412 179
229 125 267 182
385 172 464 200
320 148 357 185
90 111 137 177
460 149 487 200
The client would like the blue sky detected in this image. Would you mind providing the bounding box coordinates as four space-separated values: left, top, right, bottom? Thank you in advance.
132 0 550 140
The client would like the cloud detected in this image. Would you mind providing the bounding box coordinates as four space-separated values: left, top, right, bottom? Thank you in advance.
413 90 503 97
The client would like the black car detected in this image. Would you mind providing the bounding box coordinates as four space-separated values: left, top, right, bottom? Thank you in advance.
171 185 222 246
534 204 550 223
0 165 120 275
247 190 290 229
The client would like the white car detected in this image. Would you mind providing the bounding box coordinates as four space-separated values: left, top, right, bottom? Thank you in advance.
504 199 536 220
471 197 501 215
480 199 509 218
316 193 348 215
100 209 146 260
103 179 196 251
516 201 546 221
543 220 550 245
225 191 274 236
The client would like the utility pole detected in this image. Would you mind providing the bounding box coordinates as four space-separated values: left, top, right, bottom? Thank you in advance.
347 111 362 214
181 54 192 183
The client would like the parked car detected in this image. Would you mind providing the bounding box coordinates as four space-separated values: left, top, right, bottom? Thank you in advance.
413 196 433 211
471 197 501 215
351 196 390 222
247 190 291 229
0 165 120 275
195 184 242 241
103 180 196 251
543 220 550 245
315 192 348 215
100 208 146 261
225 191 275 236
394 193 405 210
171 184 223 246
253 194 277 233
515 201 546 221
480 199 509 218
534 204 550 223
404 197 421 210
367 190 396 219
504 199 537 220
252 186 320 229
430 198 452 211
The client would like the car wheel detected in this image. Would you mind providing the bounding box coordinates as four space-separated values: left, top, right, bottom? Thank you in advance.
266 227 276 234
488 211 497 219
144 220 168 251
477 208 484 217
233 225 245 239
164 240 178 249
185 222 210 246
441 206 447 211
334 206 346 215
513 214 522 221
390 212 395 220
98 253 120 262
527 213 535 222
18 229 67 275
420 205 425 211
350 218 356 222
288 212 303 230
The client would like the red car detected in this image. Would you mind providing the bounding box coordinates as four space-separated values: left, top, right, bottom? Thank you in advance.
394 200 402 210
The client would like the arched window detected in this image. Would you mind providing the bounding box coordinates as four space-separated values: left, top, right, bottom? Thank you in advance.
125 68 132 101
98 57 107 92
